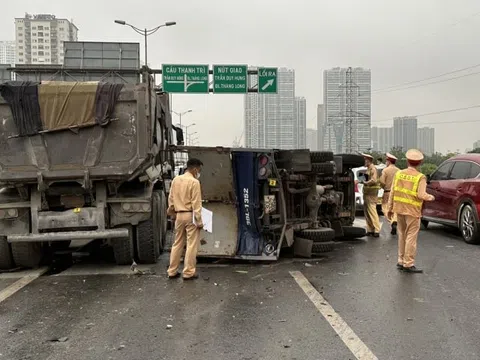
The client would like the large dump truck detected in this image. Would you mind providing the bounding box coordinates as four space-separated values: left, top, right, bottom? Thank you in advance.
174 146 366 260
0 75 174 269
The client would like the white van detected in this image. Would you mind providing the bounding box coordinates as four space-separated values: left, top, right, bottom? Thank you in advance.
353 164 386 213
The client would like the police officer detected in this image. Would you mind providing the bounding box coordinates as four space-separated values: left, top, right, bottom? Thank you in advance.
380 153 399 235
361 153 381 237
387 149 435 273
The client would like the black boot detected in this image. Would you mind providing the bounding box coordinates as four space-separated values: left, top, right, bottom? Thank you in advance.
396 263 403 270
391 222 397 235
403 266 423 273
372 233 380 238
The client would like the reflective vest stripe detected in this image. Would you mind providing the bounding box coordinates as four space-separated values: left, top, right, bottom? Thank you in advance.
393 172 424 208
393 196 422 207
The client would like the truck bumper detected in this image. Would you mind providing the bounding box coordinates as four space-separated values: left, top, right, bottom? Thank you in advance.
7 228 129 243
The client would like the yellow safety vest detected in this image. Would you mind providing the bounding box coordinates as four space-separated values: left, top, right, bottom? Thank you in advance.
393 171 424 208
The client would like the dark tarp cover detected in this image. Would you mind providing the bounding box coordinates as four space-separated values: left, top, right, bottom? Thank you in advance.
0 81 124 137
232 151 263 255
0 81 43 136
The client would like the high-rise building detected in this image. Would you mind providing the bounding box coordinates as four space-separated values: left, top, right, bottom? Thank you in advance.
317 104 325 150
15 13 78 65
473 140 480 150
0 41 16 65
393 116 417 151
371 126 394 153
245 68 304 149
306 128 318 151
323 67 371 153
417 127 435 156
295 97 306 148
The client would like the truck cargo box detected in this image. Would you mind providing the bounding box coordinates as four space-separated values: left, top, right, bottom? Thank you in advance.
0 81 170 186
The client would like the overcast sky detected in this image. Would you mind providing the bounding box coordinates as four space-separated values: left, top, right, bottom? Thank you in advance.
3 0 480 153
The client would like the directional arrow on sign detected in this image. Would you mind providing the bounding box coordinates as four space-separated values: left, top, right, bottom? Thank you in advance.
261 79 275 91
168 74 205 92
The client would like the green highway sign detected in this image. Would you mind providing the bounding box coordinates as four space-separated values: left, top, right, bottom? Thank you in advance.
162 64 209 93
213 65 248 93
258 67 278 93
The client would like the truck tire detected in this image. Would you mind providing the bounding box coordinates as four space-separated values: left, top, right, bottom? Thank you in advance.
297 228 336 243
310 151 334 163
337 154 364 170
136 191 163 264
112 224 134 265
0 236 14 270
311 162 335 176
159 191 168 250
312 241 335 253
339 226 366 240
11 242 43 268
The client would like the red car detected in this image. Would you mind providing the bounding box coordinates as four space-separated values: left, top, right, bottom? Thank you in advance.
422 154 480 244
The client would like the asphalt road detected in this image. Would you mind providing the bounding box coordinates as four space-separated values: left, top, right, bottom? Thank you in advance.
1 217 480 359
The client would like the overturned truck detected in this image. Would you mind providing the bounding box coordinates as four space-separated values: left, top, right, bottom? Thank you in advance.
0 78 174 269
175 146 366 260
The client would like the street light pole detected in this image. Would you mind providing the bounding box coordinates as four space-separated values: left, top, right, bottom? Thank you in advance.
114 19 176 68
172 109 192 127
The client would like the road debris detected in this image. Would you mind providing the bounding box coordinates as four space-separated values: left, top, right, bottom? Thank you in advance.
304 263 313 267
48 337 69 342
235 270 249 274
166 325 173 330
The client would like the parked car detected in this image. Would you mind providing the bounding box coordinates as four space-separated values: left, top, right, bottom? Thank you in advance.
353 164 386 213
422 154 480 244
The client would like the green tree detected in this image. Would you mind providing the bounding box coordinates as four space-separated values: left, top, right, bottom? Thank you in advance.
419 163 437 175
469 148 480 153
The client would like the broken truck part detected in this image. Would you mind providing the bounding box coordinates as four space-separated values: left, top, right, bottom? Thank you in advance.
173 147 366 260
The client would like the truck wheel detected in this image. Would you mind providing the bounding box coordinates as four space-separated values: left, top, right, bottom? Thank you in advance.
297 228 335 243
112 224 134 265
310 151 334 163
159 191 167 251
339 226 366 240
312 241 335 253
11 242 43 268
0 236 15 270
311 162 335 176
136 191 163 264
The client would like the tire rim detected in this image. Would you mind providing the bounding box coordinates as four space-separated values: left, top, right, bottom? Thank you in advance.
462 206 475 241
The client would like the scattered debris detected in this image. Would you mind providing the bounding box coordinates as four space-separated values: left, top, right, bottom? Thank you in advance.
86 323 95 328
166 325 173 330
117 345 126 350
283 345 291 348
338 272 349 276
406 317 414 321
278 319 287 323
8 329 18 334
49 337 69 343
304 263 313 267
214 283 219 286
235 270 249 274
446 245 454 248
200 239 207 245
413 298 425 303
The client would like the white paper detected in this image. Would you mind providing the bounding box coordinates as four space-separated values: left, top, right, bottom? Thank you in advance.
193 207 213 233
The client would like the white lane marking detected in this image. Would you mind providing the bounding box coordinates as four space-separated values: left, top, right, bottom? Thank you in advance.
290 271 378 360
0 267 48 303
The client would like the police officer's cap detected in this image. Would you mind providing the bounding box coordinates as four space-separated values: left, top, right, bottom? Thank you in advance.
406 149 424 162
361 153 374 160
386 152 398 161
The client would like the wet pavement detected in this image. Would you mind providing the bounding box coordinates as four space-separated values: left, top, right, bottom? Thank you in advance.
1 217 480 359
